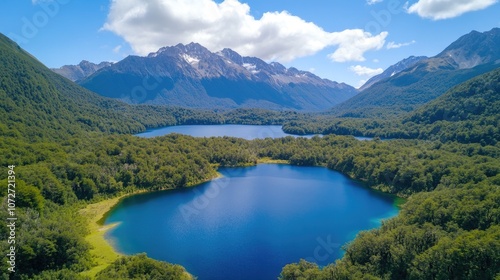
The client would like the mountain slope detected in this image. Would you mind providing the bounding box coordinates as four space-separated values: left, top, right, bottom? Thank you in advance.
333 28 500 118
0 34 221 142
281 67 500 145
406 68 500 124
78 43 357 111
52 60 113 82
438 28 500 69
401 67 500 144
359 55 427 91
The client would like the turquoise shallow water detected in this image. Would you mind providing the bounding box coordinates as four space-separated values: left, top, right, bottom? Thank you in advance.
104 164 398 280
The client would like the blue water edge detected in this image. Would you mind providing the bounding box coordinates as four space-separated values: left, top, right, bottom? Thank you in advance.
104 164 398 280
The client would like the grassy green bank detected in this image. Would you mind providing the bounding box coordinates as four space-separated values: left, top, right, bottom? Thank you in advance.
79 193 195 279
79 195 128 278
77 170 224 278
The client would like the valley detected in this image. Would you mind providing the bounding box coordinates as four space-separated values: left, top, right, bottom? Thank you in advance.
0 23 499 280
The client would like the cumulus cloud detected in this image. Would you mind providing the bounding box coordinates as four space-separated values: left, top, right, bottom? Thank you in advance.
349 65 384 76
387 40 416 49
367 0 383 5
407 0 498 20
328 30 388 62
102 0 387 62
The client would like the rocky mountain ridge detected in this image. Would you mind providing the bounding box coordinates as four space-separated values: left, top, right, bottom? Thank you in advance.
76 43 357 111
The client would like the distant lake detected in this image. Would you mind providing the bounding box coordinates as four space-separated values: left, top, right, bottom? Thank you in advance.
135 124 373 140
135 124 313 139
105 164 398 280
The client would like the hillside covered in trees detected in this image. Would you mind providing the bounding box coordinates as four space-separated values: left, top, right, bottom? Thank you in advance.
283 67 500 146
0 32 499 279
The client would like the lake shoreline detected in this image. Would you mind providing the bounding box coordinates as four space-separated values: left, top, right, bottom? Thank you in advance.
80 162 403 278
135 124 321 140
78 172 222 278
135 124 386 141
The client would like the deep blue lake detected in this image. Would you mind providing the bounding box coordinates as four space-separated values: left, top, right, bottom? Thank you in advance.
104 164 398 280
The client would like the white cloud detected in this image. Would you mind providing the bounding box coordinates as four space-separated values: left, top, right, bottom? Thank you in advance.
386 40 416 49
112 45 122 53
102 0 387 62
407 0 498 20
367 0 383 5
328 30 388 62
349 65 384 76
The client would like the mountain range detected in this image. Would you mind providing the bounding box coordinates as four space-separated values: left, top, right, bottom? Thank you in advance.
358 55 427 91
0 34 234 142
333 28 500 118
52 60 113 82
50 27 500 117
2 25 500 280
74 44 357 111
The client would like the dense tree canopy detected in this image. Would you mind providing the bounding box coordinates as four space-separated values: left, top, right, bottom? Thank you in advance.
2 133 499 279
0 32 499 279
283 67 500 146
95 254 191 280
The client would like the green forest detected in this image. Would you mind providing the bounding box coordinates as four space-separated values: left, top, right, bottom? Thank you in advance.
0 33 499 279
282 68 500 146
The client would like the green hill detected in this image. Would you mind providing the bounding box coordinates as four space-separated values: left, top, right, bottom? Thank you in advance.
0 33 219 279
402 67 500 144
334 62 499 118
283 67 500 145
0 34 225 142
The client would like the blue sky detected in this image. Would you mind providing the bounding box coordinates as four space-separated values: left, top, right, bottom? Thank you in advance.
1 0 499 87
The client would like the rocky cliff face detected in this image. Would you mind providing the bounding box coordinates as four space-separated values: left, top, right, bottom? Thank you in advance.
436 28 500 69
77 43 357 111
